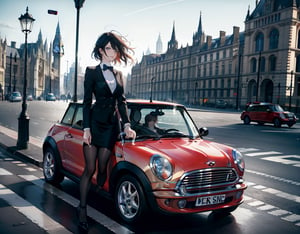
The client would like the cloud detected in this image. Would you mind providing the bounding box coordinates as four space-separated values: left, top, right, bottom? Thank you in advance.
0 22 15 30
124 0 185 16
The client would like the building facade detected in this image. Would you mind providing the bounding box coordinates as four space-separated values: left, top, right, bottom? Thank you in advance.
0 22 63 100
130 0 300 113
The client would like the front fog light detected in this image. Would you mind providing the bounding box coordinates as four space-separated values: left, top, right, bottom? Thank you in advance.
178 199 187 209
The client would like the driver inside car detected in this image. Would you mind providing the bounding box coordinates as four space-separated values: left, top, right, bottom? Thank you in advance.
143 113 165 135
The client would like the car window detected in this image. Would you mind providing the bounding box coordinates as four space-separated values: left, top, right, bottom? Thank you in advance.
61 105 76 125
73 106 83 129
129 106 198 138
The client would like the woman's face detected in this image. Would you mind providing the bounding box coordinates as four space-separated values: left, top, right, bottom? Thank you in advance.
99 42 117 63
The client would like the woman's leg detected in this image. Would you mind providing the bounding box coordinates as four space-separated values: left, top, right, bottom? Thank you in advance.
78 144 98 221
97 147 112 187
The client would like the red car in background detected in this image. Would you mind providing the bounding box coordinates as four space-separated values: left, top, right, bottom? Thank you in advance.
241 102 298 128
43 99 247 223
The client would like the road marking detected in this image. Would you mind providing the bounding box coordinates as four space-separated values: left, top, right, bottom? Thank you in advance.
247 169 300 186
243 194 300 226
238 147 300 168
0 168 12 175
245 151 282 157
20 175 133 234
262 155 300 167
0 184 71 233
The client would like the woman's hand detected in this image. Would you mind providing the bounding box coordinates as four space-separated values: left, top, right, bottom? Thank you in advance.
83 128 92 145
124 126 136 139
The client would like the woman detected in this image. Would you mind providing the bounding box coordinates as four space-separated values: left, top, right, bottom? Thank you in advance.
78 32 136 231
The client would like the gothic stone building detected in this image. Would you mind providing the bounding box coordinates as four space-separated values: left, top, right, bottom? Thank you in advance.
130 0 300 112
0 22 63 100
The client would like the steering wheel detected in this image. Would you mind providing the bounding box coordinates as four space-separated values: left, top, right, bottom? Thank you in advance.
164 128 179 133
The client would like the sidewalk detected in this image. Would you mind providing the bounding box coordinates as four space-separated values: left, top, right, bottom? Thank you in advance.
0 125 43 167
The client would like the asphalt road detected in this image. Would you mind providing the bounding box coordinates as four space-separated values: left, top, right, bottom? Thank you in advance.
0 100 299 233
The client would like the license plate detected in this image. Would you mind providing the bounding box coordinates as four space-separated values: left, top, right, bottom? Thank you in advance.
195 194 226 206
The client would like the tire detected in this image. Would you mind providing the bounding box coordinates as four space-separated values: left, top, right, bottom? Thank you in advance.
243 116 250 125
273 118 281 128
288 123 294 128
115 175 148 224
43 147 64 185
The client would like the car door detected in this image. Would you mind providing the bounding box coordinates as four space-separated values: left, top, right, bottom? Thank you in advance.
62 105 85 176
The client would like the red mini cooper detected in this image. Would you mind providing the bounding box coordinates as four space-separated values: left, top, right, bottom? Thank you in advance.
43 99 247 223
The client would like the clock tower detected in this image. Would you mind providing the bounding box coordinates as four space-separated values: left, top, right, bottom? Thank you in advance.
52 22 63 95
52 22 63 73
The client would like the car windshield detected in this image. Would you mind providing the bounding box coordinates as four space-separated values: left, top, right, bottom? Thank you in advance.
13 92 21 97
129 105 199 139
272 104 285 112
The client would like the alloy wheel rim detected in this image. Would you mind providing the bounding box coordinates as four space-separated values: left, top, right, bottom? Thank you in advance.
118 181 139 219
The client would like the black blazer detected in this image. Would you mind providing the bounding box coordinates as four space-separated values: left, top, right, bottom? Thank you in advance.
82 65 130 129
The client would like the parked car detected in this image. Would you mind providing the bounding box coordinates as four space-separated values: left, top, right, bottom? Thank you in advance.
240 102 298 128
46 93 56 101
43 99 247 223
215 99 228 108
26 94 33 101
9 91 22 102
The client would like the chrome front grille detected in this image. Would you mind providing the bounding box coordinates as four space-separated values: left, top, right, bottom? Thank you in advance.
177 168 238 195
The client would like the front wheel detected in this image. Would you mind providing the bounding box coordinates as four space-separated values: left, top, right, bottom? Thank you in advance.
273 118 281 128
243 116 250 125
43 147 64 185
115 175 148 224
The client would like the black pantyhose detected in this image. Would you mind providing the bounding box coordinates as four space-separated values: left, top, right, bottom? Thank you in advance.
78 144 111 222
79 145 112 206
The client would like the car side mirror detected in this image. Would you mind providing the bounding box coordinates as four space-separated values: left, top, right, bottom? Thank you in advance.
199 127 209 137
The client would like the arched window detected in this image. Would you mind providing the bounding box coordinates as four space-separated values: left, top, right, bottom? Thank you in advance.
251 58 257 72
269 29 279 49
296 55 300 72
269 55 277 71
298 30 300 49
255 32 264 52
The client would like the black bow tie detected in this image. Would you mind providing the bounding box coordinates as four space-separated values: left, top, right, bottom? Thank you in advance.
103 64 114 72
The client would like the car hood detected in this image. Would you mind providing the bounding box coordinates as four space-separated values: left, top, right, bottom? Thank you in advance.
142 138 233 170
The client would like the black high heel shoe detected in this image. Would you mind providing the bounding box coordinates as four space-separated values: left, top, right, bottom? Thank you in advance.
77 206 89 231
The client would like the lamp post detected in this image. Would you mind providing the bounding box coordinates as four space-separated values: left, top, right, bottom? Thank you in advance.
13 54 17 92
289 70 293 111
17 7 35 149
256 51 262 102
73 0 85 102
9 53 12 95
150 77 155 102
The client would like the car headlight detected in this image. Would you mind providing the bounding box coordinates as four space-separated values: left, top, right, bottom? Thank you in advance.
150 155 173 181
232 149 245 171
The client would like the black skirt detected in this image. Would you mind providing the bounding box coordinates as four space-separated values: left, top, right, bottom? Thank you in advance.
90 115 119 150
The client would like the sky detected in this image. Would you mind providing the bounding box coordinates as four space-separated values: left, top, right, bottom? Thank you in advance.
0 0 254 76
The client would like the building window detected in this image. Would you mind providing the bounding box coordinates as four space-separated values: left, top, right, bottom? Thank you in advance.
269 55 277 71
297 77 300 96
269 29 279 49
298 30 300 49
251 58 257 72
255 32 264 52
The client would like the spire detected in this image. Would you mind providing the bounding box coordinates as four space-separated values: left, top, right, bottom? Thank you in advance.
171 21 176 42
37 29 43 47
197 11 202 35
167 21 178 51
156 33 163 54
193 12 204 46
53 21 64 56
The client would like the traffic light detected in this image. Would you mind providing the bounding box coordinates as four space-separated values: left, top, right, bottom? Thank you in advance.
48 10 58 15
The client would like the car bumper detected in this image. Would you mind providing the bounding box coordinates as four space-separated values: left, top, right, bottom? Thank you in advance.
151 182 247 214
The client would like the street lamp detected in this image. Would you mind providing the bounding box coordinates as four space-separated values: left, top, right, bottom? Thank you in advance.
150 77 155 102
17 7 35 149
289 70 293 111
73 0 85 102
